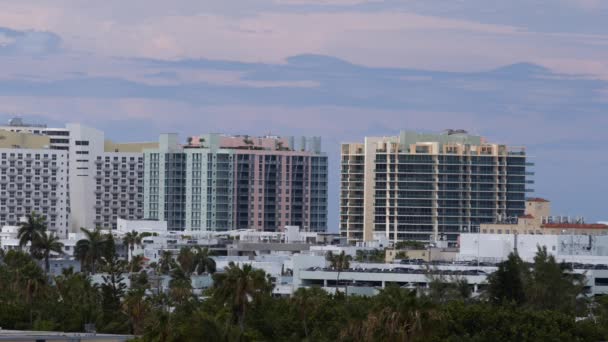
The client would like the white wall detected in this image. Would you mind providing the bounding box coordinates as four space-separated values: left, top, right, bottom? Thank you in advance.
117 218 167 234
67 123 105 232
458 233 608 263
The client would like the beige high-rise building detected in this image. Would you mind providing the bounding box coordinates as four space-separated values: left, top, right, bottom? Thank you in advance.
340 130 532 245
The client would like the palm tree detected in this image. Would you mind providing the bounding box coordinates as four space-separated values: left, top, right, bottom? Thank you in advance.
326 251 352 294
74 227 108 274
158 250 175 275
128 254 146 273
169 267 193 305
194 247 216 275
122 231 141 261
177 247 195 276
212 262 273 332
32 231 64 274
17 212 47 253
122 288 149 335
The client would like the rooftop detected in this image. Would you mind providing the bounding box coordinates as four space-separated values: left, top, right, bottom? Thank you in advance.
528 197 550 203
541 223 608 230
0 330 133 341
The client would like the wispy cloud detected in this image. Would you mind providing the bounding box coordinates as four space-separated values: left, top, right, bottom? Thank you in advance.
0 27 61 55
0 0 606 224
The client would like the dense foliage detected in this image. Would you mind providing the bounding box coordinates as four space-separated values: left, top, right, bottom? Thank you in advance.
1 219 608 341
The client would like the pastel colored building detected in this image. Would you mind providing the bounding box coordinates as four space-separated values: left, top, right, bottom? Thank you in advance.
341 130 533 245
144 134 328 232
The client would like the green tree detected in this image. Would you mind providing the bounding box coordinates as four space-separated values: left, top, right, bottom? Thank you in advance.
53 269 102 332
486 252 527 306
169 267 193 306
433 301 594 342
32 231 64 274
122 231 141 262
128 254 145 274
173 308 226 342
395 240 426 250
122 287 149 335
99 243 128 333
326 251 353 294
143 309 174 342
212 262 273 332
340 286 437 342
17 212 47 253
74 228 108 274
0 250 47 329
355 249 385 263
526 246 586 314
193 247 216 275
426 272 471 304
176 247 196 276
158 250 175 275
291 287 338 340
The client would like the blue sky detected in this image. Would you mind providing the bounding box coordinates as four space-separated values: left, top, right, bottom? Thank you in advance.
0 0 607 228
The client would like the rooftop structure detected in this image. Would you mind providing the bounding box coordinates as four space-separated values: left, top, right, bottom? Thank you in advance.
480 198 608 235
0 130 51 149
186 134 322 153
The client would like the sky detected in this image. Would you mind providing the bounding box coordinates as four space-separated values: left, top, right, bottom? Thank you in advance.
0 0 607 228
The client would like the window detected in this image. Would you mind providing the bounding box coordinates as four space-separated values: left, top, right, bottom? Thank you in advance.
75 140 90 146
596 278 608 287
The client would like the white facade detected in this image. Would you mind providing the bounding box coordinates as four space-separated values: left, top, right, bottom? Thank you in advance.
94 152 145 230
459 233 608 264
0 149 70 236
67 123 106 232
0 121 149 232
116 218 167 234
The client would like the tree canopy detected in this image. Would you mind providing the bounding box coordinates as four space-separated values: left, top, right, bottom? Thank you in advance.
0 242 606 341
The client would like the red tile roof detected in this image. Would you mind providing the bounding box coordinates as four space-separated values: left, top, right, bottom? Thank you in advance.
528 198 550 203
541 223 608 230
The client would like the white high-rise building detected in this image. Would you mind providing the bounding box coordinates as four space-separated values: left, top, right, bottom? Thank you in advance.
64 124 156 231
0 129 70 236
0 118 157 232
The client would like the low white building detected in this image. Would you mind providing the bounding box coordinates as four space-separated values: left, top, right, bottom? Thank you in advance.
459 233 608 264
117 218 167 235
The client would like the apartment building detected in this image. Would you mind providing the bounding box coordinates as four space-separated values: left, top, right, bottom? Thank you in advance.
0 130 70 235
72 124 157 231
144 133 328 232
340 130 533 245
0 119 157 232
